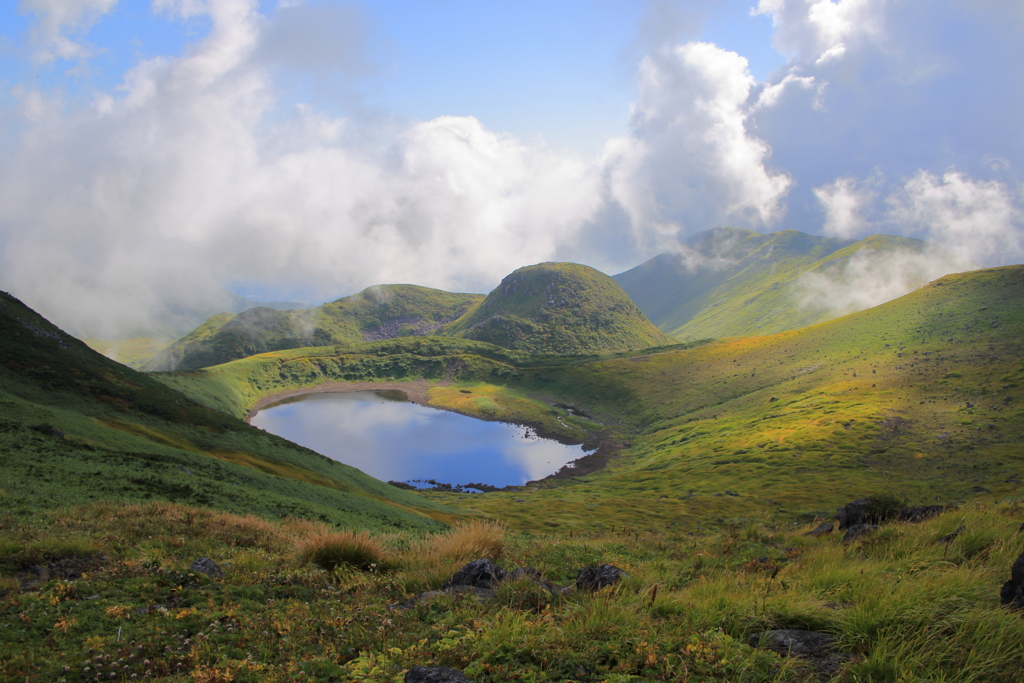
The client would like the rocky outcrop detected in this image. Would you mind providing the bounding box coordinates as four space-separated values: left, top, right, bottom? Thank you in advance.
405 665 472 682
999 550 1024 610
747 629 852 678
442 559 505 591
576 564 629 591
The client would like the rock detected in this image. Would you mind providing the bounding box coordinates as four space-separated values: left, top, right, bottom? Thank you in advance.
898 505 946 523
404 665 472 682
576 564 628 591
189 558 223 579
445 585 496 602
842 524 877 543
20 564 50 588
442 559 506 590
999 550 1024 610
804 522 834 537
836 499 868 529
747 629 852 677
937 526 965 544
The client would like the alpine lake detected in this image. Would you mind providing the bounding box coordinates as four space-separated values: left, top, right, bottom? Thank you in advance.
250 390 592 490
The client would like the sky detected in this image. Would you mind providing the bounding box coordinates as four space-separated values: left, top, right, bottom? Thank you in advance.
1 0 1022 338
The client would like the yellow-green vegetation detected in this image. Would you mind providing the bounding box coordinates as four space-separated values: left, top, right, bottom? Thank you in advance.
3 500 1023 681
144 285 484 372
614 228 928 340
156 265 1024 533
0 290 457 531
439 262 673 355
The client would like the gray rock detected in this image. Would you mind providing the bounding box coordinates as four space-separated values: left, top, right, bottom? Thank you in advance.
189 557 223 578
442 559 506 590
999 550 1024 609
836 499 868 529
842 524 878 543
576 564 628 591
898 505 947 522
747 629 852 677
405 665 472 682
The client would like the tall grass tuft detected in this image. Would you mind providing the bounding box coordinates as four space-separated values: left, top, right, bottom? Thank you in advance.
296 530 390 573
401 519 506 591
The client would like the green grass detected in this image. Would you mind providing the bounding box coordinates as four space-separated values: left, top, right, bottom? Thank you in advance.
144 285 484 372
2 499 1022 681
438 262 673 356
613 228 929 341
0 290 461 532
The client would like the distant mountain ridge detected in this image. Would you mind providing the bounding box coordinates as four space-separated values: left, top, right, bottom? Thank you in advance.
613 227 929 340
144 285 485 372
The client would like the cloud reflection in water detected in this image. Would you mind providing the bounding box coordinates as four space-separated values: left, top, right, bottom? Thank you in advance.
250 391 588 487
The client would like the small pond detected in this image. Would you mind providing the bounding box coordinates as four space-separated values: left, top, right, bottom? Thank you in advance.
250 391 592 489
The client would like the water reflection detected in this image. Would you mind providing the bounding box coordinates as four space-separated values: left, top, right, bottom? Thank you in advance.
250 391 591 488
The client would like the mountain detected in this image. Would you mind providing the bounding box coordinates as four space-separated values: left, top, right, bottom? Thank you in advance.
82 292 313 368
0 290 453 529
613 227 929 340
436 262 673 356
143 285 483 372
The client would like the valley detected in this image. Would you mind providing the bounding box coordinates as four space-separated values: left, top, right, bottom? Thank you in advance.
3 250 1024 682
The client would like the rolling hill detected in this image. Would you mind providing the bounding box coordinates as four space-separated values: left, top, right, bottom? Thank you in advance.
143 285 483 372
436 262 673 355
613 227 929 340
0 290 455 530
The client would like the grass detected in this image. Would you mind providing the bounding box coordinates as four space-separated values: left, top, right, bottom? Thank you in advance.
2 499 1023 681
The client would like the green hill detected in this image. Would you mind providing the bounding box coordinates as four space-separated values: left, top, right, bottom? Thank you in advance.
0 290 456 530
613 227 928 340
436 262 672 355
143 285 483 372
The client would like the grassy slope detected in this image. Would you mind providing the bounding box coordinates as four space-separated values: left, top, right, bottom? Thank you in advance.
158 266 1024 534
614 228 927 340
2 501 1022 682
144 285 483 372
0 291 457 531
437 262 673 355
448 265 1024 530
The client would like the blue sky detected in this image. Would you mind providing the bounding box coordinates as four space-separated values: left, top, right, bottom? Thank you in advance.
1 1 1022 335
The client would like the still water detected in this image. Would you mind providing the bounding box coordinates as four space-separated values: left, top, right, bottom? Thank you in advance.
250 391 591 488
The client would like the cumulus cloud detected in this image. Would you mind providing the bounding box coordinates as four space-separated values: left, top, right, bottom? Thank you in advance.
813 175 876 238
753 0 887 65
799 169 1024 317
606 41 791 249
0 0 605 338
19 0 117 63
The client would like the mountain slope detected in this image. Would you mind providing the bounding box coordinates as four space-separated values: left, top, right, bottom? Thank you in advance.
436 262 672 355
0 291 454 530
614 227 928 340
144 285 483 372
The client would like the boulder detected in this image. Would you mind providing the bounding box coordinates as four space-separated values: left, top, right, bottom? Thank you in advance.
999 550 1024 610
576 564 628 591
442 559 506 590
836 499 868 529
190 558 224 579
898 505 947 523
747 629 852 677
405 665 472 682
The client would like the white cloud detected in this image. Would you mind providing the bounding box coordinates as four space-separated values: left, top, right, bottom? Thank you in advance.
813 176 875 238
753 0 887 65
0 0 605 338
606 42 792 247
19 0 117 63
755 72 816 109
888 170 1023 265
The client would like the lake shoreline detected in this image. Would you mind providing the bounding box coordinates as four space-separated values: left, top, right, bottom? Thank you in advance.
245 379 617 489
